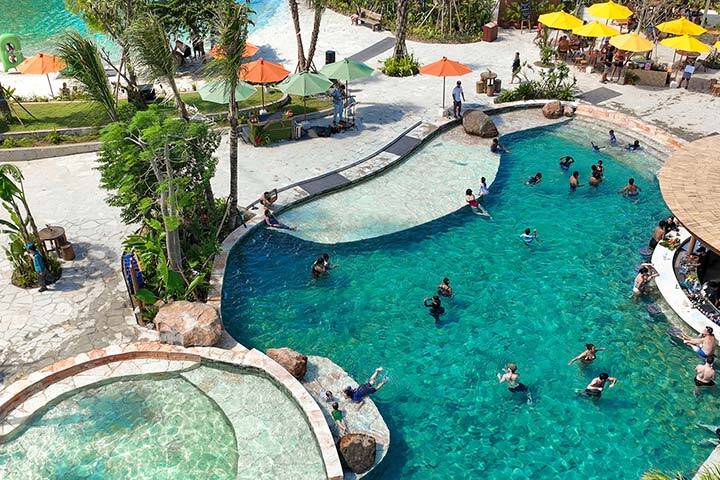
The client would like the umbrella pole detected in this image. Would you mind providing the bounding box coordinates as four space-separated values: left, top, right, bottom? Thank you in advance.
442 76 446 114
304 96 307 121
46 74 54 98
261 86 265 109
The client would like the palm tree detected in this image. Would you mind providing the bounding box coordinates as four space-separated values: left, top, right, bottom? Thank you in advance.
393 0 412 59
127 13 189 120
206 1 250 229
57 31 118 122
305 0 325 71
288 0 307 71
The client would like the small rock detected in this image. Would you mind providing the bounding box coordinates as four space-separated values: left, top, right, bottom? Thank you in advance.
338 433 377 474
462 110 499 138
266 347 307 380
155 301 222 347
542 100 564 119
564 105 576 117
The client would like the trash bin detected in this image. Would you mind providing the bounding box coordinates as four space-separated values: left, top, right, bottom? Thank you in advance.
493 78 502 93
476 80 484 94
325 50 336 65
482 22 498 42
60 243 75 261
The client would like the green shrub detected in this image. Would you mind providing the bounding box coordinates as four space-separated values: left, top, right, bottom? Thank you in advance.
45 130 63 145
382 54 420 77
117 102 138 122
497 63 576 103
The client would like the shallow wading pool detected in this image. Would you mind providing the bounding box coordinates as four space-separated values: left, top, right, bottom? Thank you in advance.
222 121 717 479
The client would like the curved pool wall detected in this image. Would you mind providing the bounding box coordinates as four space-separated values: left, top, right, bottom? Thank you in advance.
8 0 284 56
0 343 342 480
217 105 716 479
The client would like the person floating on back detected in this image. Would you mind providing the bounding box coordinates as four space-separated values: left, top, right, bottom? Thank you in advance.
344 367 388 403
619 177 640 197
526 172 542 185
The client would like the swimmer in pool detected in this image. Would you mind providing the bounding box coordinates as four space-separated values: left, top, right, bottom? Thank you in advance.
569 171 581 191
497 363 527 392
520 228 537 245
695 355 716 394
582 372 617 398
423 295 445 321
595 159 604 178
568 343 605 365
559 156 574 171
491 138 508 153
437 277 453 297
632 265 658 298
626 140 641 151
589 165 602 186
526 172 542 185
311 253 332 278
609 130 617 145
591 142 605 151
619 178 640 197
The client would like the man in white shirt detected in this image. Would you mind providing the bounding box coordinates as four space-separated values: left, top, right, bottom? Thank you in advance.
678 61 695 89
451 81 465 119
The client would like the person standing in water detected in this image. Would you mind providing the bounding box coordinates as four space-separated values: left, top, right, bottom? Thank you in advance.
569 171 581 191
559 156 574 171
423 295 445 321
520 228 537 245
465 189 481 213
695 355 716 394
498 363 527 392
568 343 605 365
437 277 453 297
311 253 332 278
619 178 640 197
479 177 490 198
583 372 617 398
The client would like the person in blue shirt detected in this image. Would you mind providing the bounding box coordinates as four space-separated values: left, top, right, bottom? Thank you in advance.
343 367 388 403
331 84 345 125
608 129 617 145
520 228 537 245
25 243 47 292
452 81 465 119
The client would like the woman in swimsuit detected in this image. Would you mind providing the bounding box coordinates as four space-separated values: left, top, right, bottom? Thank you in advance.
423 295 445 321
466 189 480 213
437 277 453 297
595 160 604 178
264 208 294 230
498 363 527 392
568 343 605 365
479 177 490 198
589 165 601 186
583 372 617 397
619 178 640 197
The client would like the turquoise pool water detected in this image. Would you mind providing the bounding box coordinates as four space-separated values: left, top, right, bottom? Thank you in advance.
4 0 282 56
223 123 719 479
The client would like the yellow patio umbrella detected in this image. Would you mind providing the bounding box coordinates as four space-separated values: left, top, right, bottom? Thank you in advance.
610 32 653 52
572 21 620 37
660 34 711 53
715 40 720 49
587 0 633 20
656 17 706 36
538 11 583 31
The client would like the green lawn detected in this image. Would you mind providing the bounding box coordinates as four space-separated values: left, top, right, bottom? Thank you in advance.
0 91 330 133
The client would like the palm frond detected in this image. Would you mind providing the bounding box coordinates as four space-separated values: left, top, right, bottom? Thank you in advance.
204 2 251 84
127 13 176 83
57 31 118 122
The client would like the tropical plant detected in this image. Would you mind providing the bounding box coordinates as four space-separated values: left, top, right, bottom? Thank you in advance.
150 0 222 38
496 63 576 103
57 31 118 122
206 0 251 230
97 107 221 306
127 12 188 119
540 45 555 66
0 165 61 288
381 54 420 77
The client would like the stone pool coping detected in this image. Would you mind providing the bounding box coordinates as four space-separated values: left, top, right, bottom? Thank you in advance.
0 342 343 480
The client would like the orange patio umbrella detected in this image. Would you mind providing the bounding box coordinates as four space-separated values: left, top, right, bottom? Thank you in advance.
419 56 472 111
239 58 290 107
210 42 260 59
16 53 65 96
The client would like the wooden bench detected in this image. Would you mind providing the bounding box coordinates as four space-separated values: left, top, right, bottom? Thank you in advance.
359 8 382 31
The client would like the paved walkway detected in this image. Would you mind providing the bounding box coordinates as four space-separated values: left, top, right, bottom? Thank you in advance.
1 3 719 386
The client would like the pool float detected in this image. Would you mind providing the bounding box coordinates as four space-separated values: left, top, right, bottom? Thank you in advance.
0 34 25 72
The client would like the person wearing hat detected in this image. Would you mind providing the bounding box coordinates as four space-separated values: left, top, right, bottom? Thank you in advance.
25 243 48 292
452 80 465 119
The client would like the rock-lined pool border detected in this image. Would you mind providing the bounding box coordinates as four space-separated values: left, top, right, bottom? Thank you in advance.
0 342 343 480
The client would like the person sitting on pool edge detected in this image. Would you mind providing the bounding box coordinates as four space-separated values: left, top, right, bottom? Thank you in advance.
682 327 717 360
497 363 527 393
260 188 278 208
423 295 445 321
568 343 605 365
583 372 617 398
526 172 542 185
491 138 508 154
344 367 388 403
619 178 640 197
520 228 537 245
695 355 716 394
466 188 481 213
559 156 574 171
626 140 641 151
437 277 452 297
264 208 295 230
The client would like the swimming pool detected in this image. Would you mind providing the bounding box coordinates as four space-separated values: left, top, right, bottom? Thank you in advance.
0 364 326 479
222 121 717 479
5 0 283 56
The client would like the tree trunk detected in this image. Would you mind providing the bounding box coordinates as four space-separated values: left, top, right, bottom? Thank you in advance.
393 0 411 59
166 76 189 120
227 89 239 230
289 0 306 71
305 4 324 71
124 58 145 108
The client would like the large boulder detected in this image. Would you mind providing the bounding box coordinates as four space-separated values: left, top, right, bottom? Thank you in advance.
155 301 222 347
266 347 307 381
542 100 564 119
338 433 377 474
462 110 498 138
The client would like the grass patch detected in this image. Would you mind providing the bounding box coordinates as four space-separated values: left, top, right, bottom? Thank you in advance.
0 133 98 149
